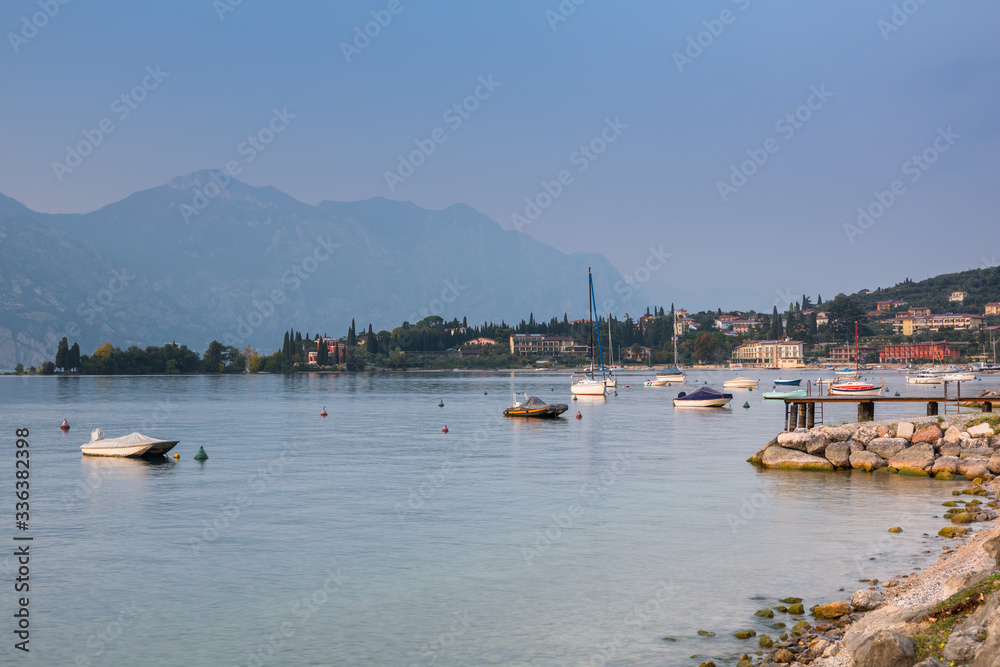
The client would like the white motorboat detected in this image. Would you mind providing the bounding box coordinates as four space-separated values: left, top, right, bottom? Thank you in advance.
673 386 733 408
906 373 943 385
81 429 179 457
644 378 669 387
941 372 976 382
655 366 686 383
722 376 758 389
571 375 607 396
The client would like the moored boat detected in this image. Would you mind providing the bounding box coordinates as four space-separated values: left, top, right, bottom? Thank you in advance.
80 429 179 457
772 378 802 386
906 372 943 384
571 375 607 396
722 376 758 389
655 366 686 383
763 389 807 399
828 380 884 397
503 394 569 418
644 378 668 387
673 386 733 408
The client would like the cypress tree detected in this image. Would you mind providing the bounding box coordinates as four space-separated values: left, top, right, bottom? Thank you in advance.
69 342 80 371
56 337 69 371
348 320 356 346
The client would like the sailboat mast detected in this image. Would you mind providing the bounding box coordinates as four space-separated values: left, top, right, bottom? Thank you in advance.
588 268 594 377
855 321 860 374
673 309 678 365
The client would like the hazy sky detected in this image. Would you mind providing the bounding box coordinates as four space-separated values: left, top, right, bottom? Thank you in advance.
2 0 998 313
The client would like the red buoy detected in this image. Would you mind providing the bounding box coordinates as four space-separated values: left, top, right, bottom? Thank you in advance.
575 411 582 420
320 407 328 417
60 419 70 431
442 425 449 433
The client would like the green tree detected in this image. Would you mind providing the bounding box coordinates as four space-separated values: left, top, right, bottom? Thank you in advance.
347 319 356 346
692 332 717 362
14 363 24 374
826 294 868 341
69 342 80 372
55 337 69 371
202 340 225 373
365 324 377 355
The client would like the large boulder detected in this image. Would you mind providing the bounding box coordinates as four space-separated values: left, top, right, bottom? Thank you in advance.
824 426 853 442
992 435 1000 450
962 447 996 459
932 456 961 475
958 459 992 478
896 422 915 440
943 630 983 663
939 442 963 457
988 454 1000 475
813 601 851 618
825 441 852 468
806 432 831 457
911 424 943 445
968 422 996 438
854 426 879 445
851 450 887 472
868 438 909 459
762 446 835 471
887 444 936 475
851 588 884 612
852 629 916 667
776 431 812 452
944 425 963 443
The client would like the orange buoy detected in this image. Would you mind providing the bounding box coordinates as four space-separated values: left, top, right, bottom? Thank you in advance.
442 425 449 433
575 411 582 420
60 419 70 430
320 407 328 417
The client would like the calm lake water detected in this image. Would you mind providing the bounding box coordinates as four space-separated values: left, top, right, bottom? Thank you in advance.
2 369 998 666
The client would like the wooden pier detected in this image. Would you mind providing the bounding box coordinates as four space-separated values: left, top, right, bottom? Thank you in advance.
782 396 998 431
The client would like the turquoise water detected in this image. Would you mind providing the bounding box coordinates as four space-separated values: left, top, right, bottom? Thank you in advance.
2 370 996 666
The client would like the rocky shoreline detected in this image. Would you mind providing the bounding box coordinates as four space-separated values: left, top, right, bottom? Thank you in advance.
704 414 1000 666
750 415 1000 482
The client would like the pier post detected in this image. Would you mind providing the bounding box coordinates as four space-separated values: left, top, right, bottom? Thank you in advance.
798 404 807 429
983 401 993 413
789 403 799 431
927 402 938 416
858 401 874 422
806 402 816 429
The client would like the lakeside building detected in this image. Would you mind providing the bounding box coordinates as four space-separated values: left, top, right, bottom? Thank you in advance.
876 300 908 311
879 341 961 363
731 340 805 369
674 316 699 336
908 307 931 317
892 313 983 335
828 344 876 363
307 338 345 364
949 291 969 303
623 345 651 361
816 312 829 326
986 302 1000 316
509 334 579 356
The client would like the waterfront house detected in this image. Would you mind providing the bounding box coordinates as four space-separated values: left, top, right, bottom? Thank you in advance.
986 302 1000 316
731 340 805 369
879 341 961 363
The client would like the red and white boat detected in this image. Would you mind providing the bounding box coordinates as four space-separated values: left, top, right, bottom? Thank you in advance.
828 379 884 397
828 323 883 397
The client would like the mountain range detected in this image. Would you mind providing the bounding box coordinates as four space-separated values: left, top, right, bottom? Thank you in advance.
0 171 636 369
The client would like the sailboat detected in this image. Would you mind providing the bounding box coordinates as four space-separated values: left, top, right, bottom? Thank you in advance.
570 269 608 397
829 323 883 397
604 314 617 388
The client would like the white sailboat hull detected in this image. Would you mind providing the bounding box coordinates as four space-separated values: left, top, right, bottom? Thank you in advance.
571 379 607 396
655 373 685 382
672 397 732 408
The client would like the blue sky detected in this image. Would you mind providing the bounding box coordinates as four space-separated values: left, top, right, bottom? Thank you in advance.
2 0 998 312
